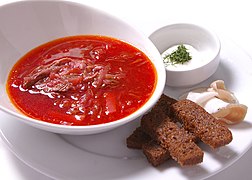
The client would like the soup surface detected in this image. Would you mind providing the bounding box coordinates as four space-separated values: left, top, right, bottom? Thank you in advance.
7 35 157 126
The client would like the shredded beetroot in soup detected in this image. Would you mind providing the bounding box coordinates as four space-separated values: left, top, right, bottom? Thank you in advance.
7 35 157 126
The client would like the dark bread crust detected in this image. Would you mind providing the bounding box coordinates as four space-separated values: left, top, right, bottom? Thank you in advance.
171 99 233 149
126 127 151 149
126 95 233 167
142 140 170 167
127 126 171 166
151 94 178 118
141 114 203 166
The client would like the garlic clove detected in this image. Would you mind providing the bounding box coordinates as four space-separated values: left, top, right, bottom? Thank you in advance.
208 88 238 104
214 104 248 124
208 80 238 103
210 80 226 90
180 89 218 106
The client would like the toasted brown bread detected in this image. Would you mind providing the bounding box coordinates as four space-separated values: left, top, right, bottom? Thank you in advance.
171 99 233 149
142 140 171 167
141 114 203 166
126 127 151 149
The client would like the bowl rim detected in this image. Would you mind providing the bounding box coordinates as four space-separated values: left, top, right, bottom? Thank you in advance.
0 0 166 134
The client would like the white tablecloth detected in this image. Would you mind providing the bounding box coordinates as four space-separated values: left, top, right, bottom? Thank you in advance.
1 0 252 179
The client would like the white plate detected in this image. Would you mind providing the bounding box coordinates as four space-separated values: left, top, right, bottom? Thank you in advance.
0 38 252 180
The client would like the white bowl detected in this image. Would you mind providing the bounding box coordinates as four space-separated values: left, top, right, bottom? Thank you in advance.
0 1 166 135
149 23 221 87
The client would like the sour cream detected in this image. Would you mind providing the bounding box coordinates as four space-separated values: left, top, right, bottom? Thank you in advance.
162 44 207 71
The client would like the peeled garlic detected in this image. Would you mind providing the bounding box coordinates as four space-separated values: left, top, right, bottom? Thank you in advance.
212 104 248 124
180 80 248 124
209 80 238 103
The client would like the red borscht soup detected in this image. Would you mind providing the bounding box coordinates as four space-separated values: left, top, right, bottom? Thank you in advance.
7 35 157 126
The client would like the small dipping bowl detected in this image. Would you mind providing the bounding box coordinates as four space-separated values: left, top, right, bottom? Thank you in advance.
149 23 221 87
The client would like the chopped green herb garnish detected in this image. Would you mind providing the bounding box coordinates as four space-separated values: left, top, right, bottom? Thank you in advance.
163 44 192 66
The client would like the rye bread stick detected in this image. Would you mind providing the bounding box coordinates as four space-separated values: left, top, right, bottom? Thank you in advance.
141 113 203 166
171 99 233 149
126 126 171 166
126 127 152 149
142 140 171 167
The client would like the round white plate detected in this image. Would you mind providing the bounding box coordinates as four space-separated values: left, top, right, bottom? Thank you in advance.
0 38 252 180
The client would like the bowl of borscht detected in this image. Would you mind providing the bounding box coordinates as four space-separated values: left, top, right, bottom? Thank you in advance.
0 1 166 134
